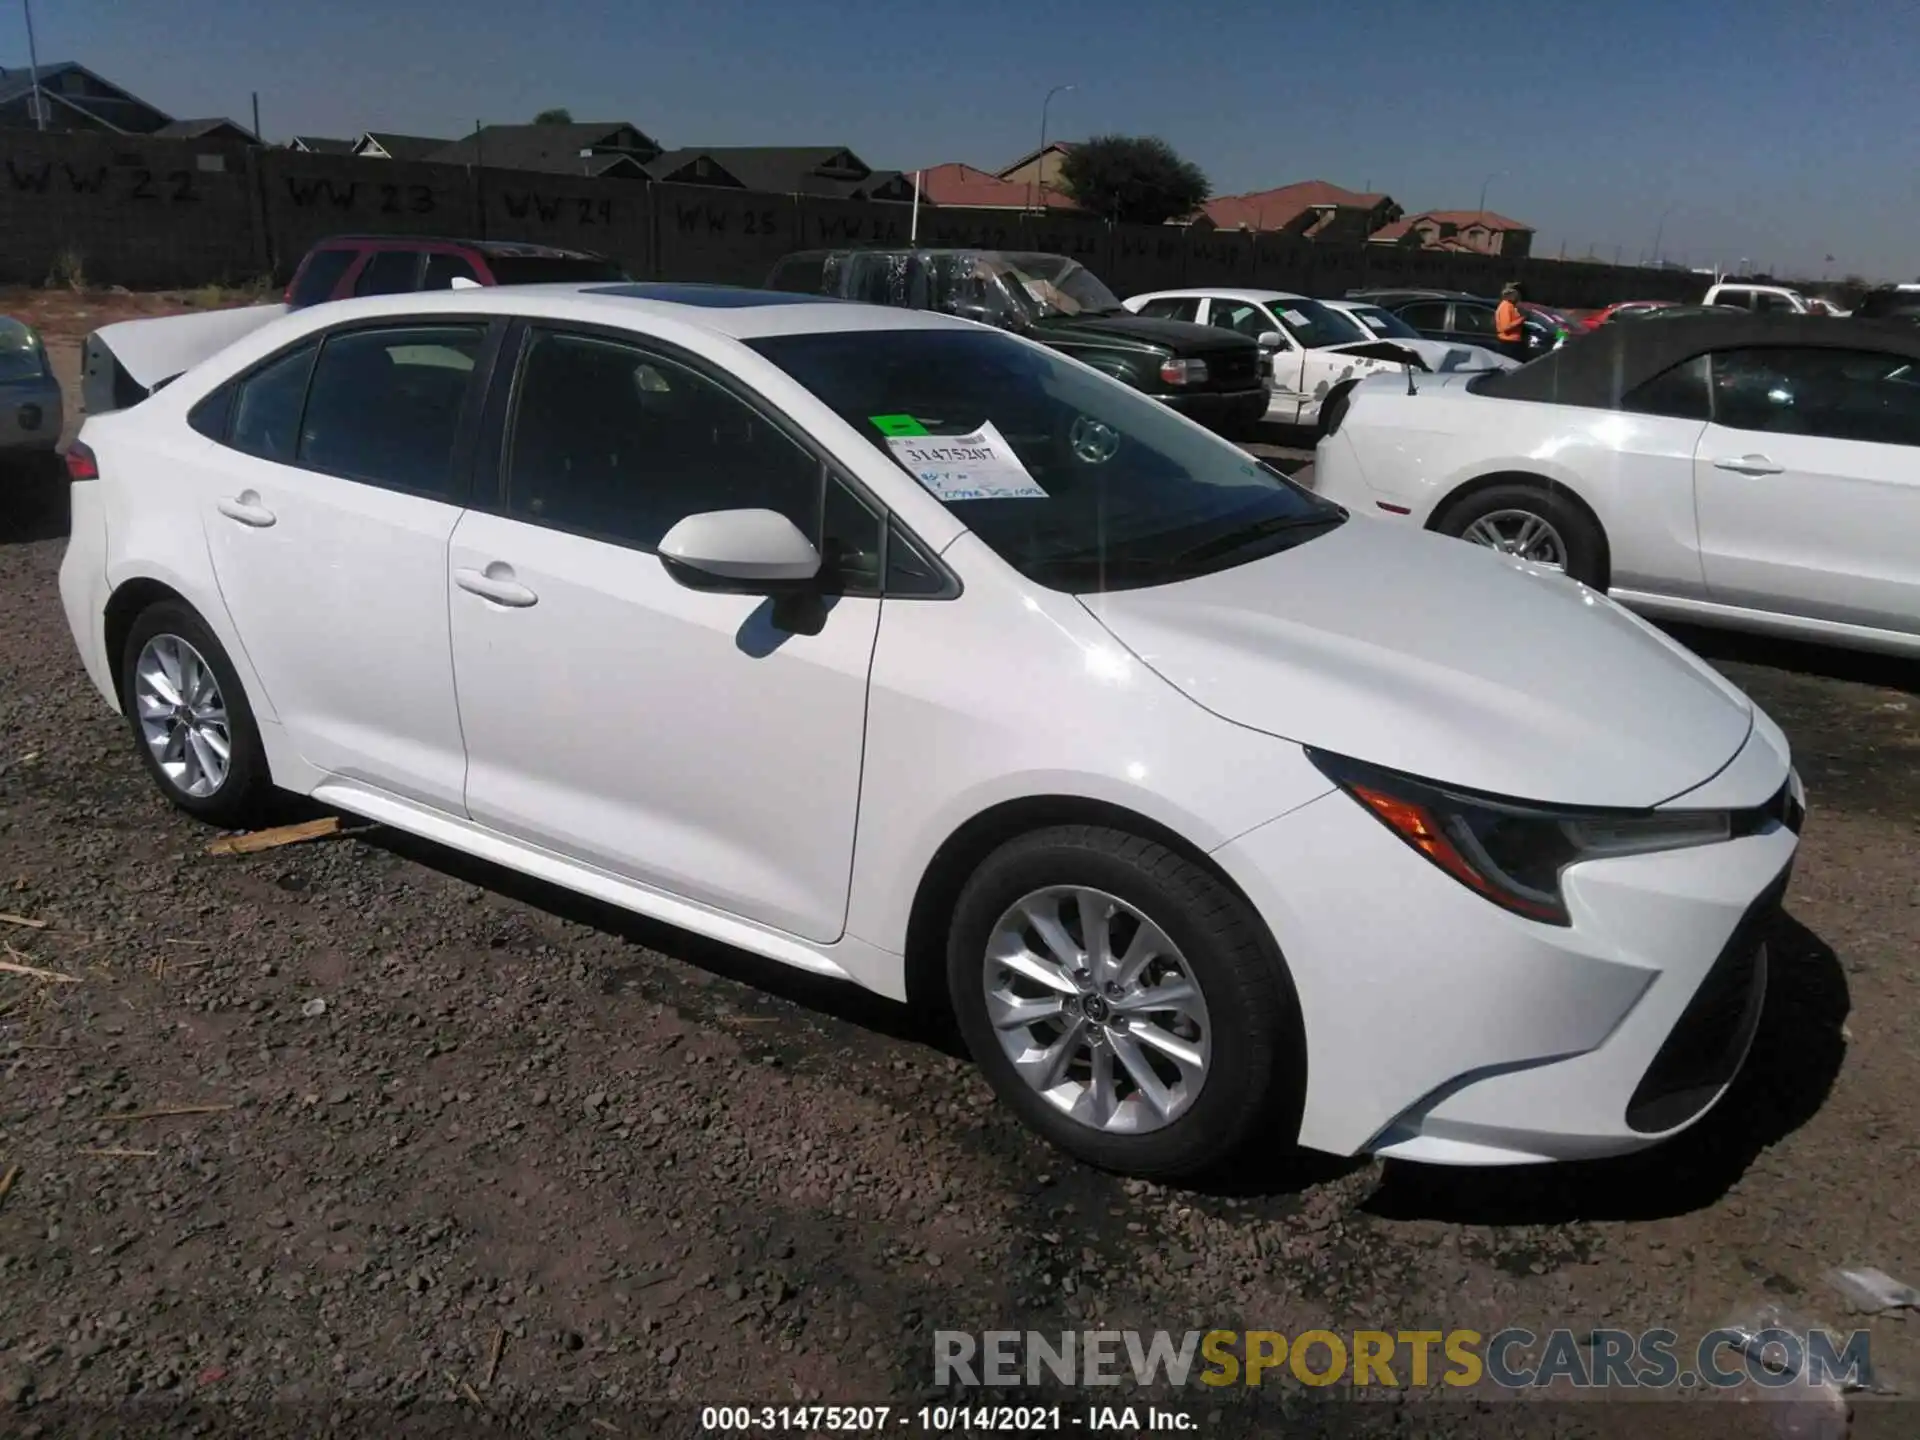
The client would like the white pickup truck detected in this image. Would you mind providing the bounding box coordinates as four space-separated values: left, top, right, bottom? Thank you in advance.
1701 282 1815 314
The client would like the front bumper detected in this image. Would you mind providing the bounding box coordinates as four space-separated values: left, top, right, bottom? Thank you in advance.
1160 386 1269 432
1214 749 1800 1165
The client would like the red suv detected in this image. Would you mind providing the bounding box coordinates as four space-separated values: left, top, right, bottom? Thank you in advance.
284 236 629 308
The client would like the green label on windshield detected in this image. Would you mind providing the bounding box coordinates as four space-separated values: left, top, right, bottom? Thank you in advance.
869 413 929 436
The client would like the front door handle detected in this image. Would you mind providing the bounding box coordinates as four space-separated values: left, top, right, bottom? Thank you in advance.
454 564 538 608
216 492 276 527
1712 455 1784 475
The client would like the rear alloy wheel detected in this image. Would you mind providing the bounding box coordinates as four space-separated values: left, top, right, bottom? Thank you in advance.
1460 508 1569 569
120 600 273 827
948 825 1303 1179
1435 482 1607 589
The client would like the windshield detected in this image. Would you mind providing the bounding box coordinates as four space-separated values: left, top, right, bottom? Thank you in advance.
996 254 1124 318
748 327 1344 593
1342 304 1422 340
1268 297 1371 348
0 318 47 382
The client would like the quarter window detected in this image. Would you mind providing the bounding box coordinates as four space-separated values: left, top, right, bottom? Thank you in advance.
1622 355 1711 421
289 248 355 307
296 325 485 496
228 343 316 462
1710 347 1920 447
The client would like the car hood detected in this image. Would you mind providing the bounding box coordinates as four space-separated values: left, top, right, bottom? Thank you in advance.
1078 520 1753 808
1033 312 1250 354
1323 337 1516 373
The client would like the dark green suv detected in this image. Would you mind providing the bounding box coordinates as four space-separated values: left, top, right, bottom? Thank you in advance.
766 248 1269 435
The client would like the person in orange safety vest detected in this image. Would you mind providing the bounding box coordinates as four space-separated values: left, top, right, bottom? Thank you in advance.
1495 283 1529 361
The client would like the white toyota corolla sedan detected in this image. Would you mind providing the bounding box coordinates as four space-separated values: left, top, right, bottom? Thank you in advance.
60 282 1805 1179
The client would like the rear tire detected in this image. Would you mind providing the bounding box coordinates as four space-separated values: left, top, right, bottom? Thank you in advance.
1433 482 1608 588
947 825 1304 1180
119 601 273 829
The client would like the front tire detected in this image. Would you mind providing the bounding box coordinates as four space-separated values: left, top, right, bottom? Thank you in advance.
1433 482 1607 588
947 825 1304 1180
120 600 273 828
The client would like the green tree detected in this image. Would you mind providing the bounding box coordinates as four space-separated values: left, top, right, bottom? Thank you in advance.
1057 135 1210 224
533 108 573 124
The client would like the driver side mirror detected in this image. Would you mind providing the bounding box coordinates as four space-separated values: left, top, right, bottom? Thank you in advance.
1257 330 1285 350
658 509 821 594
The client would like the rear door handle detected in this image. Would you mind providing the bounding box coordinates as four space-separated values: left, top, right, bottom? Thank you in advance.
1712 455 1784 475
216 492 276 527
454 564 538 608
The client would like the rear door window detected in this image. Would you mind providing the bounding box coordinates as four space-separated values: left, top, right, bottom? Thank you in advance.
1450 304 1496 337
296 325 487 496
422 251 483 289
1397 301 1449 332
353 249 423 296
1136 297 1200 322
484 255 627 285
288 248 356 307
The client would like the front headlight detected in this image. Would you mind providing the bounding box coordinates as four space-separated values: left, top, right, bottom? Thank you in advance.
1307 750 1733 926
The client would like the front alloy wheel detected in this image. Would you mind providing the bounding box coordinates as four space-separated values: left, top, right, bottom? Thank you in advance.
947 825 1305 1180
983 885 1212 1134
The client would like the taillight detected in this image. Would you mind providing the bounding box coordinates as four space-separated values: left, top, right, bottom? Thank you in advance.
65 441 99 481
1159 357 1209 386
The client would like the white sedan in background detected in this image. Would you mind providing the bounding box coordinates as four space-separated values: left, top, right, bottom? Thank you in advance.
1313 310 1920 657
62 282 1800 1178
1126 287 1513 429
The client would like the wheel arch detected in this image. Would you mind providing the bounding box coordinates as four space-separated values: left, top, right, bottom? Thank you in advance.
1428 469 1613 591
901 793 1291 1023
103 576 192 703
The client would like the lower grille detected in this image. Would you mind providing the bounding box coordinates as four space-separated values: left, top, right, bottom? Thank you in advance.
1624 874 1783 1134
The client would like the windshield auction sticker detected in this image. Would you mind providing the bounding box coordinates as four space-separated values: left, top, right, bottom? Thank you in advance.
885 421 1049 501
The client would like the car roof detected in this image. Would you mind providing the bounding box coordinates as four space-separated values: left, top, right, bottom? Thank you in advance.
256 281 980 341
1130 287 1310 303
309 235 612 261
1476 313 1920 409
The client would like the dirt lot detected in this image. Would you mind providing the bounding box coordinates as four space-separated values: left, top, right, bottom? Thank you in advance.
1 292 1917 1438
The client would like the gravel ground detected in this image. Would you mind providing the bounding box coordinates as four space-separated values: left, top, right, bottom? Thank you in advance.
1 294 1916 1438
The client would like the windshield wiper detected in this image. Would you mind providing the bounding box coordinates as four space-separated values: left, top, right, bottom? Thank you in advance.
1170 511 1344 567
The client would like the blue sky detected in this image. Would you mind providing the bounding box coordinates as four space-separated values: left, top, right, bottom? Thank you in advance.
13 0 1917 279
